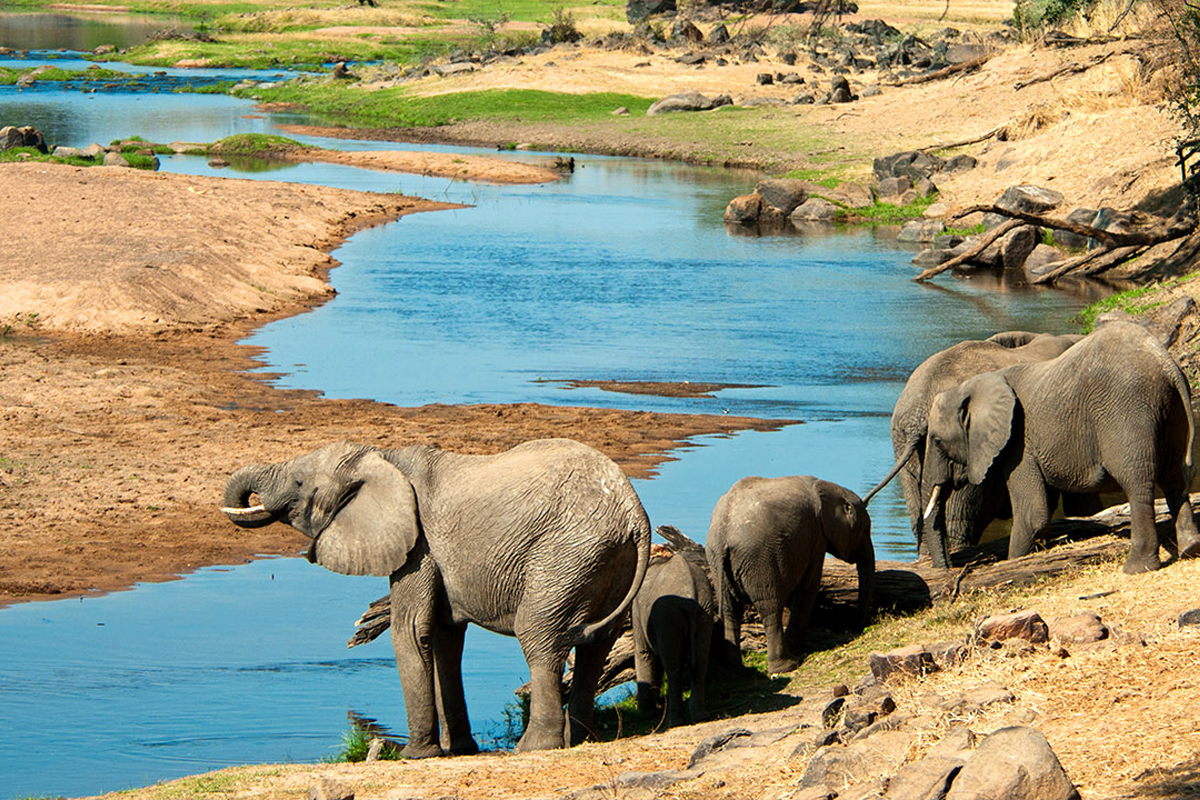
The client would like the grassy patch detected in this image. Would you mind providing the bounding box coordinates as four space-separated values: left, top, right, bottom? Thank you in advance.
845 195 938 224
1072 274 1197 332
324 726 404 762
241 82 653 127
944 223 986 237
209 133 304 154
780 168 845 188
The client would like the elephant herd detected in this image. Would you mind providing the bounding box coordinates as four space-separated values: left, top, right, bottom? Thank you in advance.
221 319 1197 756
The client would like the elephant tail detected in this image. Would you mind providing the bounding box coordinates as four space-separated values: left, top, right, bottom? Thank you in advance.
576 505 652 645
1168 356 1196 472
863 436 919 505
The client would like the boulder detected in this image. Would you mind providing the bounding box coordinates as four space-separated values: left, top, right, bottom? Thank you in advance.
1050 612 1108 644
434 62 476 76
103 152 130 167
670 18 704 44
0 125 48 153
868 644 938 682
308 778 354 800
874 150 945 182
831 75 853 103
626 0 675 23
758 72 775 85
1179 608 1200 628
996 185 1064 215
876 176 913 202
896 219 945 243
999 224 1042 270
800 731 915 792
882 755 962 798
51 146 90 160
946 727 1080 800
976 610 1049 644
823 182 872 208
756 179 810 216
724 194 764 225
708 24 730 44
1021 244 1066 277
791 197 841 221
860 85 882 97
1053 208 1099 249
793 93 816 104
913 248 952 268
647 92 730 115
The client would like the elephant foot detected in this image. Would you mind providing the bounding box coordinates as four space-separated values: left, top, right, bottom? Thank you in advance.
767 656 801 674
401 741 445 759
1179 531 1200 560
514 725 565 753
446 735 479 756
1121 552 1162 574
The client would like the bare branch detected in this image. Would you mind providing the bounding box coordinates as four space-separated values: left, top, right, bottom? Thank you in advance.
912 219 1022 282
883 55 990 87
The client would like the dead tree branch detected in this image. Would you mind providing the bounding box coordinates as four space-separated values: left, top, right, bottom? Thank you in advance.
919 126 1004 153
950 204 1195 248
1014 47 1137 90
912 219 1022 282
884 55 990 87
1030 245 1145 284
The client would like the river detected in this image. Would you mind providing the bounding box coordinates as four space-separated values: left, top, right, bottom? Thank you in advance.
0 25 1106 799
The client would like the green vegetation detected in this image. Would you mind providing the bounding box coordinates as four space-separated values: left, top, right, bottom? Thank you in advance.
944 222 987 237
1073 274 1196 331
1013 0 1097 33
209 133 304 155
324 727 404 762
846 195 939 224
239 83 653 128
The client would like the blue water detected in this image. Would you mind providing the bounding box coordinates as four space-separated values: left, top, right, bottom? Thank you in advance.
0 50 1104 800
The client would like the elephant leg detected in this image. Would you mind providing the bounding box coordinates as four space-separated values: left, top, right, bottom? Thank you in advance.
432 622 478 756
781 556 824 671
1164 476 1200 560
389 559 443 759
1006 470 1052 560
663 653 687 728
633 635 660 717
687 617 712 724
718 595 745 669
760 600 798 675
567 632 618 745
1123 486 1163 573
516 655 568 752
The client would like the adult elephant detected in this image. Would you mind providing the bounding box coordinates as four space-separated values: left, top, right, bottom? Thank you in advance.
706 476 873 674
865 331 1083 562
923 321 1199 573
221 438 650 756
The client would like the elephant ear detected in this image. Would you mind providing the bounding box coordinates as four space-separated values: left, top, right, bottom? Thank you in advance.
310 451 419 577
964 372 1016 485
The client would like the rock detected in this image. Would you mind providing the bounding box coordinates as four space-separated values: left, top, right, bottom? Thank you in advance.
83 142 107 157
876 176 913 202
860 85 882 97
790 197 841 221
208 158 230 168
780 72 804 84
93 44 115 55
307 778 354 800
676 52 705 65
768 788 836 800
800 731 915 792
724 194 763 225
1022 243 1066 277
928 726 976 760
612 106 630 115
1050 612 1108 644
757 72 775 85
1146 296 1199 348
103 152 131 167
688 728 752 768
976 610 1049 644
434 62 476 76
996 185 1064 215
1054 208 1099 248
896 219 945 243
926 640 968 668
915 176 937 198
943 154 978 173
671 18 704 44
882 755 962 798
945 727 1080 800
52 146 90 159
0 125 48 153
868 644 937 682
821 696 846 728
365 737 385 762
913 249 952 268
626 0 675 23
0 126 24 150
874 150 945 182
1179 608 1200 627
332 61 355 80
647 91 730 115
823 182 873 208
709 24 731 44
953 681 1016 712
999 224 1041 270
923 201 950 218
842 692 895 735
756 179 810 216
793 93 816 104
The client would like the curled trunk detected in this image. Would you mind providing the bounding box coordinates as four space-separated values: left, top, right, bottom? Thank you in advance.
222 464 280 528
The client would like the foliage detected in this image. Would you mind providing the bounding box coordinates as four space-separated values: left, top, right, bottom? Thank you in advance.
544 6 583 44
1013 0 1098 33
467 5 512 45
324 726 404 762
239 83 653 127
175 80 235 95
1072 274 1194 331
1154 0 1200 139
944 223 987 237
846 195 938 224
209 133 304 154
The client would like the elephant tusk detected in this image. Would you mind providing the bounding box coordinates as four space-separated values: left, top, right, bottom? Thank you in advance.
922 485 941 521
222 504 267 516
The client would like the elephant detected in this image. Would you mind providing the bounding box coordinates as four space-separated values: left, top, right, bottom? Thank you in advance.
865 331 1084 562
922 321 1199 573
221 438 651 756
706 476 874 675
630 551 716 727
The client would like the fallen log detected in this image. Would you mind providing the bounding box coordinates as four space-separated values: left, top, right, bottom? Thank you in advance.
950 204 1194 249
884 55 990 87
1030 244 1143 285
1014 46 1139 90
912 219 1021 282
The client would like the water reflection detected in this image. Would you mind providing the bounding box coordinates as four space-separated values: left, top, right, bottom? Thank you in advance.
0 12 191 51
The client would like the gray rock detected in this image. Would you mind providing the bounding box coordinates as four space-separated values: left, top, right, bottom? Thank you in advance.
821 696 846 728
1022 243 1066 276
1178 608 1200 627
434 62 476 76
946 727 1080 800
52 146 90 159
999 224 1041 270
687 728 752 768
976 610 1049 644
757 72 775 85
1050 612 1108 644
780 72 804 84
915 176 937 198
793 93 816 104
868 644 938 682
103 152 131 167
1054 207 1099 249
912 249 952 268
708 24 730 44
831 75 853 103
626 0 675 23
944 154 977 172
365 737 384 762
882 755 962 798
647 91 729 115
824 182 873 208
307 777 354 800
670 18 704 44
876 176 913 201
928 726 977 761
860 85 882 97
790 197 841 221
896 219 945 243
874 150 946 182
996 185 1064 215
800 731 915 791
612 106 629 115
676 52 705 65
756 178 810 216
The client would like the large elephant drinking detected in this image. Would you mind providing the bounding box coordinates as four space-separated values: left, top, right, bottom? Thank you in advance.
221 438 651 755
866 331 1083 562
922 321 1199 573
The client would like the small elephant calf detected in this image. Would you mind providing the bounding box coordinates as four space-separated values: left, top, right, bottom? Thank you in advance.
631 551 717 727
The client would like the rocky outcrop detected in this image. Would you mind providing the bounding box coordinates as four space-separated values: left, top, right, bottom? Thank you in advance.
626 0 675 23
646 91 732 115
0 125 48 154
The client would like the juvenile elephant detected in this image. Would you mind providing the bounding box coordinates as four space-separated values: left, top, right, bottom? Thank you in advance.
923 321 1199 573
631 552 716 727
866 331 1083 561
222 438 650 755
706 476 874 674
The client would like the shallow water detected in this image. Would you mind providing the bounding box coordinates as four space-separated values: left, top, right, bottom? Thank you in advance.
0 12 191 52
0 52 1106 799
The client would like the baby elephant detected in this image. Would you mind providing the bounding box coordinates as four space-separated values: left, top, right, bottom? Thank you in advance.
631 552 716 727
706 476 874 674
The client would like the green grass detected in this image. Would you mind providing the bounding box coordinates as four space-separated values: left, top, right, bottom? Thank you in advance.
324 726 404 762
1072 274 1197 332
209 133 303 154
846 195 939 224
240 83 654 128
944 223 986 237
0 146 162 170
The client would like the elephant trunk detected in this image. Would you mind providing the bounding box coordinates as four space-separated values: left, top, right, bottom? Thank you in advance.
222 464 281 528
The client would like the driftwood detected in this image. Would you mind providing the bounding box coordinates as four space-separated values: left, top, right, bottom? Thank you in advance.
950 204 1194 248
919 126 1003 154
1030 244 1144 285
883 55 990 87
912 219 1021 282
1014 46 1139 90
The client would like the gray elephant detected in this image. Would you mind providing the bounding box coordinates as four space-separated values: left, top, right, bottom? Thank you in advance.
866 331 1084 561
631 551 716 727
706 476 874 674
221 438 650 755
923 321 1199 573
